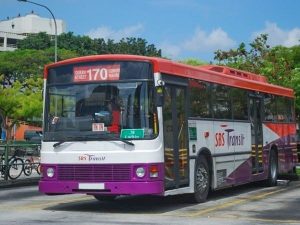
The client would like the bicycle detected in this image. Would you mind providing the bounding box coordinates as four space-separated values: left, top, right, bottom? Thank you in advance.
23 146 41 176
0 147 25 180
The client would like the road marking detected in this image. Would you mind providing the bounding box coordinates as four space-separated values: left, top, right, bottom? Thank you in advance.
13 195 93 211
173 184 300 218
181 188 283 217
217 215 300 224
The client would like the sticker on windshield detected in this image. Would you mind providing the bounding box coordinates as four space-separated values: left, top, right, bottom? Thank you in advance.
73 64 120 82
120 129 144 139
92 123 105 132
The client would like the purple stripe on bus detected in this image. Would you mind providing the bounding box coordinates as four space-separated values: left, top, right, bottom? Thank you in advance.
39 180 164 195
39 163 165 195
226 139 297 185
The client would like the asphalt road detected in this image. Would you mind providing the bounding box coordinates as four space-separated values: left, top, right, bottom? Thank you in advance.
0 180 300 225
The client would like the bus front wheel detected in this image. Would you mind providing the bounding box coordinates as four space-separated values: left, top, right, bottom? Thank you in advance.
191 156 210 203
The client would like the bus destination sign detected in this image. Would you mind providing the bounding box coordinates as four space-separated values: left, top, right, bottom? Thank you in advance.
120 129 145 139
73 64 120 82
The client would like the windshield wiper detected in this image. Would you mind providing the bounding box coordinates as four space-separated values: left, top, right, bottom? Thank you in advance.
53 134 134 148
88 133 134 146
53 136 85 148
106 136 135 146
53 141 64 148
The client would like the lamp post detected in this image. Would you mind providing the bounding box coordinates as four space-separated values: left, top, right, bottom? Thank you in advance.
18 0 57 62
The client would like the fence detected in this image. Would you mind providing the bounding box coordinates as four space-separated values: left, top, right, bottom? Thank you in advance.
0 141 41 181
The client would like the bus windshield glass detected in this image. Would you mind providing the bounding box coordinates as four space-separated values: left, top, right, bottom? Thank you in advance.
44 62 157 141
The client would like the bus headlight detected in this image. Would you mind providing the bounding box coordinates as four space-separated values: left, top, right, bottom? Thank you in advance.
136 167 145 178
47 168 55 178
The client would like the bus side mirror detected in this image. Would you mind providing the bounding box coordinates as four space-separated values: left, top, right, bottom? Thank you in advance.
155 86 164 107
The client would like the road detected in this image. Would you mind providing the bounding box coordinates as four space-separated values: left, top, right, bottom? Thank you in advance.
0 180 300 225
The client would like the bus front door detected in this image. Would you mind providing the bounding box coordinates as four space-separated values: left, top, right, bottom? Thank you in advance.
249 96 264 174
163 85 189 190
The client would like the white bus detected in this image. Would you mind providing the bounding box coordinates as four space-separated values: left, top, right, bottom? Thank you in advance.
39 55 297 202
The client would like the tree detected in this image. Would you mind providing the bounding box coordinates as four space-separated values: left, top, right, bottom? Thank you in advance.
0 77 42 139
0 48 78 86
214 34 270 74
0 48 78 139
179 58 207 66
18 32 162 57
17 32 51 50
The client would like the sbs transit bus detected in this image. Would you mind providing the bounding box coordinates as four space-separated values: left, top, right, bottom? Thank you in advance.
39 54 298 203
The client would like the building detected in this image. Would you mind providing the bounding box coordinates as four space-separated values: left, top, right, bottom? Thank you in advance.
0 11 66 51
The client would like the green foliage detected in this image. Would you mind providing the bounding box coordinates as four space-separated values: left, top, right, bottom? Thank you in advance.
0 48 78 139
179 58 207 66
0 48 78 86
17 32 51 50
214 34 270 74
18 32 162 57
0 77 42 138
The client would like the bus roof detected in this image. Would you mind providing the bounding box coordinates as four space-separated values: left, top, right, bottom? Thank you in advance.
45 54 294 98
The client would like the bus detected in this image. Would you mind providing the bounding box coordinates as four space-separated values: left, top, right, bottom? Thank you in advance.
39 54 298 203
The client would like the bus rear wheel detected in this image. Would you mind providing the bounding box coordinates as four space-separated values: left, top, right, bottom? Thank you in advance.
93 195 116 202
191 156 210 203
265 149 278 186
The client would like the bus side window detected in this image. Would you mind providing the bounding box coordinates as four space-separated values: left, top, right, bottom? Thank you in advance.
189 80 212 118
264 94 276 122
277 96 288 122
231 88 248 120
212 84 231 120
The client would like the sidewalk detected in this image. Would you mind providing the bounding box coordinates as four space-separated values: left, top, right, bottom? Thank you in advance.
0 172 40 188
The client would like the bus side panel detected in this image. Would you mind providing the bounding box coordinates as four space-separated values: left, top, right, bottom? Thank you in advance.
263 123 297 174
213 120 235 188
230 122 252 184
189 120 252 189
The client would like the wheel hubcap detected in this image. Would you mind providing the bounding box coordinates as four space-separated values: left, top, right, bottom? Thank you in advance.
196 165 208 193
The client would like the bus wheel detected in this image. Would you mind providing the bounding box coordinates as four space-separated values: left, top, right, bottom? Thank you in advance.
93 195 116 202
192 156 210 203
265 150 278 186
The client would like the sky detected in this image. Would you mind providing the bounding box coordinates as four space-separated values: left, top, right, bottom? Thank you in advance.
1 0 300 62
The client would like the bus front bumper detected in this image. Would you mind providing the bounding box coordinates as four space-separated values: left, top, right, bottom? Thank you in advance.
39 180 164 196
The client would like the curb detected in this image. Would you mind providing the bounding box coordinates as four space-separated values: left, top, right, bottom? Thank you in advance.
0 177 40 188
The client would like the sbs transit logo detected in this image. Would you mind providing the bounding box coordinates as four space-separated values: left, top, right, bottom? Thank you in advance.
215 125 245 147
78 154 106 162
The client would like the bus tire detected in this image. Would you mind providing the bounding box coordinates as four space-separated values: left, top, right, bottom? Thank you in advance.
191 156 210 203
265 149 278 187
93 195 116 202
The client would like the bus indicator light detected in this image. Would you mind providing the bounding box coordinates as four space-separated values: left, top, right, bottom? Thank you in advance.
150 165 159 178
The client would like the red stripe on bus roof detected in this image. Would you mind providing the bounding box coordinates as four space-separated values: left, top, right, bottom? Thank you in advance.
44 54 294 98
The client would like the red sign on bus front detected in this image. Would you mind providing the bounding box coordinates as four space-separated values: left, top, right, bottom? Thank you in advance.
73 65 120 82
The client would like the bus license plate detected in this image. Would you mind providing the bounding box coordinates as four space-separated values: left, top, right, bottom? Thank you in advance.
78 183 105 190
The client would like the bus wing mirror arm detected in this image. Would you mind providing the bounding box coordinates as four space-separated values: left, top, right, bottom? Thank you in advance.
155 86 164 107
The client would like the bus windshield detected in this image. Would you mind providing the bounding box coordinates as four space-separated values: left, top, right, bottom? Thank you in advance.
44 81 157 141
